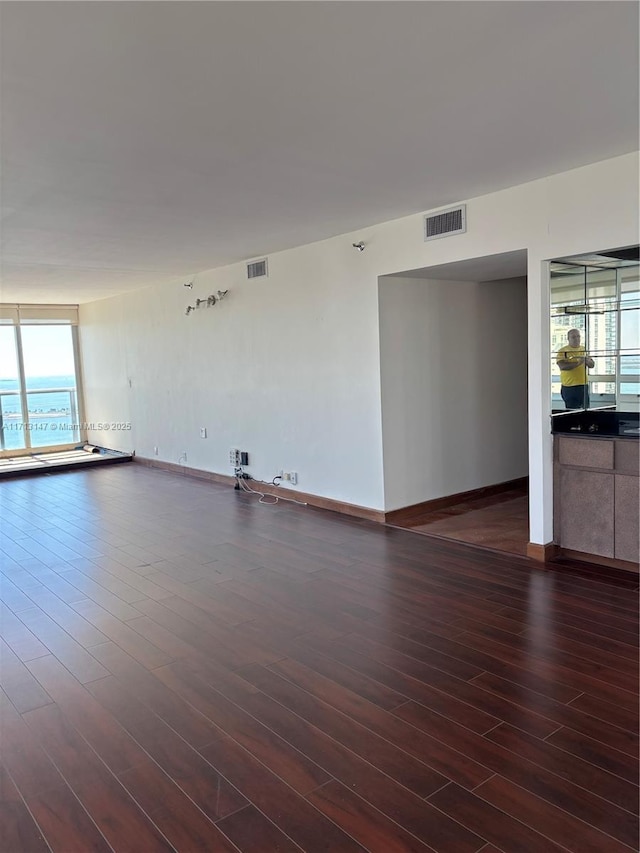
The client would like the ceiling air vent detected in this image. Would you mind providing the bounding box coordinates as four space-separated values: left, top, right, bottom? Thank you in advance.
247 258 268 279
424 205 466 242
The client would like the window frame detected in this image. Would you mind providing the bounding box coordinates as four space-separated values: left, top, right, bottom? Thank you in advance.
0 306 85 457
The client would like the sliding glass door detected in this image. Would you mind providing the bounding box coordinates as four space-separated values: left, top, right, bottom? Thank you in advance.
21 325 81 449
0 307 82 456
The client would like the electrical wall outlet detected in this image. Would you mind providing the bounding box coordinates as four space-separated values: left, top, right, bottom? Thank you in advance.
153 446 159 456
229 448 240 466
200 427 207 439
240 451 249 466
289 472 298 485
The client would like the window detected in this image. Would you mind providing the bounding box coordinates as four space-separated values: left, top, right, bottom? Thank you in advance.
0 305 83 455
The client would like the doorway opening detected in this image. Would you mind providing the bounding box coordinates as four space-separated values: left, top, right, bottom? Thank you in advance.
379 250 529 557
388 480 529 556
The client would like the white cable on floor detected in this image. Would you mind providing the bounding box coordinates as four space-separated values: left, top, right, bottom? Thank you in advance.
235 470 307 507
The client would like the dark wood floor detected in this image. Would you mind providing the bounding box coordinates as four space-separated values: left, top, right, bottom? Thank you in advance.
0 464 638 853
398 486 529 557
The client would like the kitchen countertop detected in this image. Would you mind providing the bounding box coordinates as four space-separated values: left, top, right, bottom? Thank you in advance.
551 409 639 438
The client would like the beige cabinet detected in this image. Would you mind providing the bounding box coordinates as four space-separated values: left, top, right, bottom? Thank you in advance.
554 436 638 567
615 474 639 562
558 467 614 557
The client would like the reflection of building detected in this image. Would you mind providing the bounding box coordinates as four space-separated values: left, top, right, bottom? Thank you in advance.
589 310 617 393
551 266 639 397
550 288 586 395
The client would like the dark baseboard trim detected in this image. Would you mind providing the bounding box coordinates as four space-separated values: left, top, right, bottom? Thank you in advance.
555 547 639 574
133 456 385 523
134 455 234 487
526 542 558 562
384 477 528 525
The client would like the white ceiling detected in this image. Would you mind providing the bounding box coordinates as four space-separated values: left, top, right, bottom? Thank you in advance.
1 2 638 304
392 249 528 282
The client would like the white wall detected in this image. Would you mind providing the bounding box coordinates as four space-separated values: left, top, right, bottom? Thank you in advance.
380 276 528 511
79 152 639 539
80 239 387 509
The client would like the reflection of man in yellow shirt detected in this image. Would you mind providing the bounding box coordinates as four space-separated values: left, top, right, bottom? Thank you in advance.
556 329 594 409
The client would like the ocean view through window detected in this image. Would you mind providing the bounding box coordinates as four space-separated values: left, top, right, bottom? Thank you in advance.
0 375 79 450
0 312 81 453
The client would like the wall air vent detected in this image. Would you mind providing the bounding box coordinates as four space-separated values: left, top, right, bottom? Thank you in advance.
247 259 268 279
424 205 466 241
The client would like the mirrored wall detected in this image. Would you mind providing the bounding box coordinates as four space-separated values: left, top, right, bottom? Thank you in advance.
550 247 639 412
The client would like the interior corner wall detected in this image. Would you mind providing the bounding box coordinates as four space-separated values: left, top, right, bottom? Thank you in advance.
379 276 528 511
